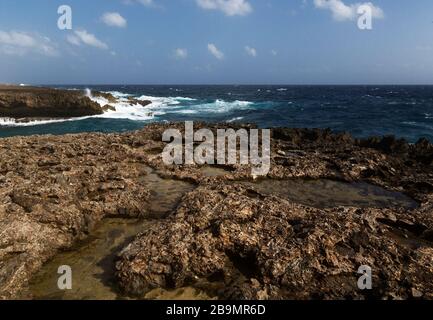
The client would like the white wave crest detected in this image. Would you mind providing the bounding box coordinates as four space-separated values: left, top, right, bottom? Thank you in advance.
0 90 156 127
227 116 244 123
136 95 197 108
0 116 92 127
85 91 155 121
177 109 198 114
192 99 253 113
85 91 198 120
0 90 253 127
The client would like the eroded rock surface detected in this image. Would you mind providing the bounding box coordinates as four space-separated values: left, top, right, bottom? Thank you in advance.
0 123 432 299
116 184 433 299
0 133 151 299
115 123 433 300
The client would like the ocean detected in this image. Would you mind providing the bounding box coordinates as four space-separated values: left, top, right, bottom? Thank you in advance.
1 85 433 142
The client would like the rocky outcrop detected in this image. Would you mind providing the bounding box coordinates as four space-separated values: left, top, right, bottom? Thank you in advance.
115 123 433 300
92 91 118 104
0 123 432 300
116 184 433 300
0 85 103 118
0 133 152 299
128 96 152 107
92 91 152 108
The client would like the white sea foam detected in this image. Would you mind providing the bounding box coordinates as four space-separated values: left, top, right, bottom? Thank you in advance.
135 95 197 109
186 99 252 113
85 90 155 121
177 109 198 114
85 91 199 120
0 89 155 127
0 90 253 127
109 91 133 98
84 88 92 98
0 116 92 127
227 116 244 123
133 96 252 114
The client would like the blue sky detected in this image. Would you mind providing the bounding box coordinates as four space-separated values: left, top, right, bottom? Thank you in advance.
0 0 432 84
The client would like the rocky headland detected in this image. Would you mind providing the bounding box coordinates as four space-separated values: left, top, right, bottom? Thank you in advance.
0 85 153 121
0 85 104 119
0 123 432 300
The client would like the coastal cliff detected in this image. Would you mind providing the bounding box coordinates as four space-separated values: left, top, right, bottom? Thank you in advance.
0 124 432 300
0 85 103 119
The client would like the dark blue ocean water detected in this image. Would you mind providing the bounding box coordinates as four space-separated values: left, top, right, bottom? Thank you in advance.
1 85 433 142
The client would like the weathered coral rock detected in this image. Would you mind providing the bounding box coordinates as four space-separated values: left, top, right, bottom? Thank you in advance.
115 123 433 300
0 133 151 299
116 184 433 299
0 123 432 300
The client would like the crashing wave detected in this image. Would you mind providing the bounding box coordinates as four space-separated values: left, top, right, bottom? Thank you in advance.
0 116 92 127
189 99 252 113
0 89 254 127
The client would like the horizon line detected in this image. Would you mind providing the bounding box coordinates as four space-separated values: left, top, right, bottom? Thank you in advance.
35 83 433 87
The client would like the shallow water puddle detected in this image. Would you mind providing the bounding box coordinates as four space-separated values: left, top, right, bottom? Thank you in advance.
29 167 195 300
29 218 147 300
243 179 418 209
141 167 195 217
199 166 232 177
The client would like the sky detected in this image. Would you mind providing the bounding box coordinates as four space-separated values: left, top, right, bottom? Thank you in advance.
0 0 432 85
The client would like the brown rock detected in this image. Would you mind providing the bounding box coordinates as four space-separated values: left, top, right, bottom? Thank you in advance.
0 85 103 118
102 104 116 112
0 123 432 300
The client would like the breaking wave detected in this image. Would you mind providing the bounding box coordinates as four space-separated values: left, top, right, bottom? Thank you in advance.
0 89 254 127
173 99 253 114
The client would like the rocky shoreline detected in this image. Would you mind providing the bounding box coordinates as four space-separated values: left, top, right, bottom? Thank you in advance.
0 85 104 119
0 85 152 120
0 123 432 299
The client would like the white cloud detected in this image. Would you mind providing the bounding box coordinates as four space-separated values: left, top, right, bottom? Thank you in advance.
196 0 252 16
208 43 224 60
245 46 257 57
174 48 188 59
102 12 127 28
271 49 278 56
124 0 155 7
68 30 108 50
138 0 154 5
66 34 81 46
0 30 58 56
314 0 384 21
